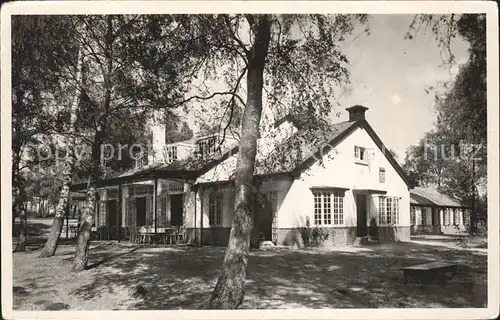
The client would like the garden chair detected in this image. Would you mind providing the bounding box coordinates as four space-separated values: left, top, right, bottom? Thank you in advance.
138 226 152 245
128 227 138 244
176 226 186 244
164 227 174 245
159 228 169 245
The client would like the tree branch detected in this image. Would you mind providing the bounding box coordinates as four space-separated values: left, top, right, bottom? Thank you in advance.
217 65 248 150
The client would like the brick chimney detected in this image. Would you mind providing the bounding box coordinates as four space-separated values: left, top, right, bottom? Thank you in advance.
346 105 369 122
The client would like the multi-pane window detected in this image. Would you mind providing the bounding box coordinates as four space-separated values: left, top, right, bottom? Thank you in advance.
410 206 416 226
168 182 184 194
314 193 322 225
386 197 392 225
463 210 470 225
313 190 344 226
267 191 279 243
421 208 427 226
158 196 168 227
323 193 331 225
163 145 178 163
454 209 461 225
378 196 400 225
444 208 451 226
378 197 386 225
379 168 386 183
198 136 218 157
333 193 343 225
208 191 223 227
354 146 366 161
393 198 399 224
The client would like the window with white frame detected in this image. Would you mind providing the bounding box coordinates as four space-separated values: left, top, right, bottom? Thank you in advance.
266 191 279 243
410 206 416 226
198 136 219 157
354 146 367 161
444 208 451 225
168 182 184 194
463 209 470 225
378 196 400 225
313 190 344 226
163 145 178 163
421 207 427 226
208 190 223 227
453 208 461 225
379 168 386 183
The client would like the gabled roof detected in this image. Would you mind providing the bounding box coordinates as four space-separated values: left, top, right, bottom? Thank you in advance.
256 119 410 187
410 187 468 208
71 115 411 189
255 120 356 175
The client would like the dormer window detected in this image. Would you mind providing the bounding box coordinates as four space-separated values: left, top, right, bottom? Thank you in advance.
163 145 178 163
197 136 219 157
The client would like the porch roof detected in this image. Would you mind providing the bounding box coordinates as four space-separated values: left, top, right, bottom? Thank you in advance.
410 187 468 208
70 143 239 191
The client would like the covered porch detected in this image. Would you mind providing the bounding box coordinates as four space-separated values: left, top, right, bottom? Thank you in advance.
70 164 200 244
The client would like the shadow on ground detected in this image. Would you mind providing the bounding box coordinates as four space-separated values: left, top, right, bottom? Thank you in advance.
13 240 487 310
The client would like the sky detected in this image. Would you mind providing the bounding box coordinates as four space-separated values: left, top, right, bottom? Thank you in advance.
334 14 469 162
181 14 470 163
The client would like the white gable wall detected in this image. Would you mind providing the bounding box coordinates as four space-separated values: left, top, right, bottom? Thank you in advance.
278 126 410 229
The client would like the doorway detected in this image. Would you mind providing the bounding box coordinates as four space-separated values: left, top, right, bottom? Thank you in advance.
356 194 368 237
107 200 118 240
170 194 183 226
135 197 146 226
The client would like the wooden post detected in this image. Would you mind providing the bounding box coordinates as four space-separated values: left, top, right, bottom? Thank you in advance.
117 185 122 243
194 189 197 244
65 203 69 239
199 186 203 247
154 178 158 243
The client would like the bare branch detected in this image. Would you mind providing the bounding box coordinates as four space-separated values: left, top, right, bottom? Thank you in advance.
224 15 249 55
217 65 248 150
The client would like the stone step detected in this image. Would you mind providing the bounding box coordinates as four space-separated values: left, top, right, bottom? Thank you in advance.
353 237 364 246
354 236 380 246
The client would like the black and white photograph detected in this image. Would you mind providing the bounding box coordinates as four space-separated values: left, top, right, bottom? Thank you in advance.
1 1 498 319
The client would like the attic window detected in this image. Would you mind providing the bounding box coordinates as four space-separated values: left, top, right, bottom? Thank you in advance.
197 136 219 157
163 145 178 163
354 146 367 161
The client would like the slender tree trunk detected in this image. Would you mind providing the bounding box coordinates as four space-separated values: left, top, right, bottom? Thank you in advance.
73 180 97 271
73 16 113 271
40 50 83 257
73 128 104 271
40 49 83 257
12 113 27 251
208 15 271 309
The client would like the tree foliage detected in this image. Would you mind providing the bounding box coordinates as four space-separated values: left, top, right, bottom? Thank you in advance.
165 14 366 308
403 14 486 231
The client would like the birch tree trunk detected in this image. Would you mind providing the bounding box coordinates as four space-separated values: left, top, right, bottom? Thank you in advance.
73 179 97 271
208 15 271 309
73 16 113 271
40 49 84 257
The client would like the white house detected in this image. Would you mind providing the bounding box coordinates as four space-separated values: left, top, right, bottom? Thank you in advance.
71 105 412 247
409 187 471 235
